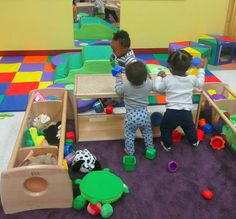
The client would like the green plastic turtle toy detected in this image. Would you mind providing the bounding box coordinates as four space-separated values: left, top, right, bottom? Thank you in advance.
73 168 129 218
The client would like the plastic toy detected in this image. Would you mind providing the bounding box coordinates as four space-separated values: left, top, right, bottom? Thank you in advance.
87 202 101 216
34 92 45 102
192 57 201 66
145 148 156 160
105 105 113 114
64 143 74 157
151 112 163 127
123 156 136 172
72 149 101 173
207 89 217 96
198 118 206 128
64 152 76 165
93 100 105 113
210 94 226 101
73 169 129 218
167 160 178 173
202 189 214 200
213 121 224 134
203 123 213 134
210 136 225 150
172 130 182 143
0 113 14 120
197 129 205 141
45 96 58 100
65 131 75 142
112 66 123 77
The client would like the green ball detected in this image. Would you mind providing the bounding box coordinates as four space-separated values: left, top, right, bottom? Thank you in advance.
100 203 113 218
72 195 87 210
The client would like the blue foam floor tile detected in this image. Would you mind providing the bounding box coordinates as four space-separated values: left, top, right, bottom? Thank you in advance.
0 95 29 112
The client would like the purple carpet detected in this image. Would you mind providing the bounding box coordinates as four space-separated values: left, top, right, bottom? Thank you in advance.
1 137 236 219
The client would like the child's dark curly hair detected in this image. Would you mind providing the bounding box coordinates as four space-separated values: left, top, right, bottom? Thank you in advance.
167 50 192 76
125 61 147 86
113 30 131 48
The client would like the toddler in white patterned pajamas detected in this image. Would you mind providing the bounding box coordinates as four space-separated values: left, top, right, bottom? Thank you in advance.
115 61 154 155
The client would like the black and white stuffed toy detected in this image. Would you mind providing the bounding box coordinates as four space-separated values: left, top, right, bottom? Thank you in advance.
71 149 101 173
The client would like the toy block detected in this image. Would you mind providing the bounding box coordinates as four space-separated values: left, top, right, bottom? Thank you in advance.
93 99 104 113
197 129 205 141
145 148 156 160
168 43 186 53
199 34 214 39
170 41 190 47
183 47 201 58
198 38 218 65
66 131 76 142
105 105 113 114
172 130 182 143
112 66 123 77
193 47 211 58
123 155 136 172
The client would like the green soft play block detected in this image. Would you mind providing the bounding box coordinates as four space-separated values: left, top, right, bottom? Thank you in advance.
148 96 157 105
123 156 136 172
193 47 211 58
69 53 83 69
193 94 200 104
153 54 169 60
74 17 118 40
198 38 218 65
82 45 112 61
0 95 4 104
145 148 156 160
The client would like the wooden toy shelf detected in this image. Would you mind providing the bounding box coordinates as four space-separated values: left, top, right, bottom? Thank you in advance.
1 88 74 214
200 82 236 146
74 74 202 142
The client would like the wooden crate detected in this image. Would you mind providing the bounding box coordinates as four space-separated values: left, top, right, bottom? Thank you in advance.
1 88 74 214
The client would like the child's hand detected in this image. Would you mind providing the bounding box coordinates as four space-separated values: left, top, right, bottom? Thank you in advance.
148 73 152 79
116 73 122 77
198 58 207 68
157 71 167 78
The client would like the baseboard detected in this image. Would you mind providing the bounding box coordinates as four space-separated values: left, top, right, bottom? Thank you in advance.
0 48 168 56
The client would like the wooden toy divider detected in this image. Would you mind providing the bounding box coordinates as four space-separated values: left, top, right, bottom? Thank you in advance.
74 74 202 142
1 88 74 214
201 82 236 143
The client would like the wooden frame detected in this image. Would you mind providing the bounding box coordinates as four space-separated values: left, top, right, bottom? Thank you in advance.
1 88 74 214
74 74 201 142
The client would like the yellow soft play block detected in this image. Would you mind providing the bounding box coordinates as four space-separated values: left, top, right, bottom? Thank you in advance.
38 82 53 89
199 34 214 39
183 47 201 58
0 63 21 73
12 71 42 82
187 68 199 76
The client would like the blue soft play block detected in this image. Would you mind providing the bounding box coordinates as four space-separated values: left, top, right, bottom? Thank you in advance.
112 66 123 77
0 95 29 112
136 54 155 60
0 83 10 95
205 70 214 76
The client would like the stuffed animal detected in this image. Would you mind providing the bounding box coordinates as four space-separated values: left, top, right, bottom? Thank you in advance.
71 149 101 173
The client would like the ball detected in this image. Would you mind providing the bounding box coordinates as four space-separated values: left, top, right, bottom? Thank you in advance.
202 189 214 200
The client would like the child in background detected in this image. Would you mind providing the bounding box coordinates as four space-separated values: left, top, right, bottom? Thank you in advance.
110 30 136 70
73 0 78 22
154 50 205 151
115 61 154 155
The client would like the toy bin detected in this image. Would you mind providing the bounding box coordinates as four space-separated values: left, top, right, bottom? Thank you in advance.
1 88 74 214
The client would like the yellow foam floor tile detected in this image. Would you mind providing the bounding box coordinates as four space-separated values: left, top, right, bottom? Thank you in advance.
12 72 42 82
38 82 53 89
0 63 21 73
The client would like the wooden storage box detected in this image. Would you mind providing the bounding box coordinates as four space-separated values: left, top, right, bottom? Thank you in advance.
1 88 74 214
